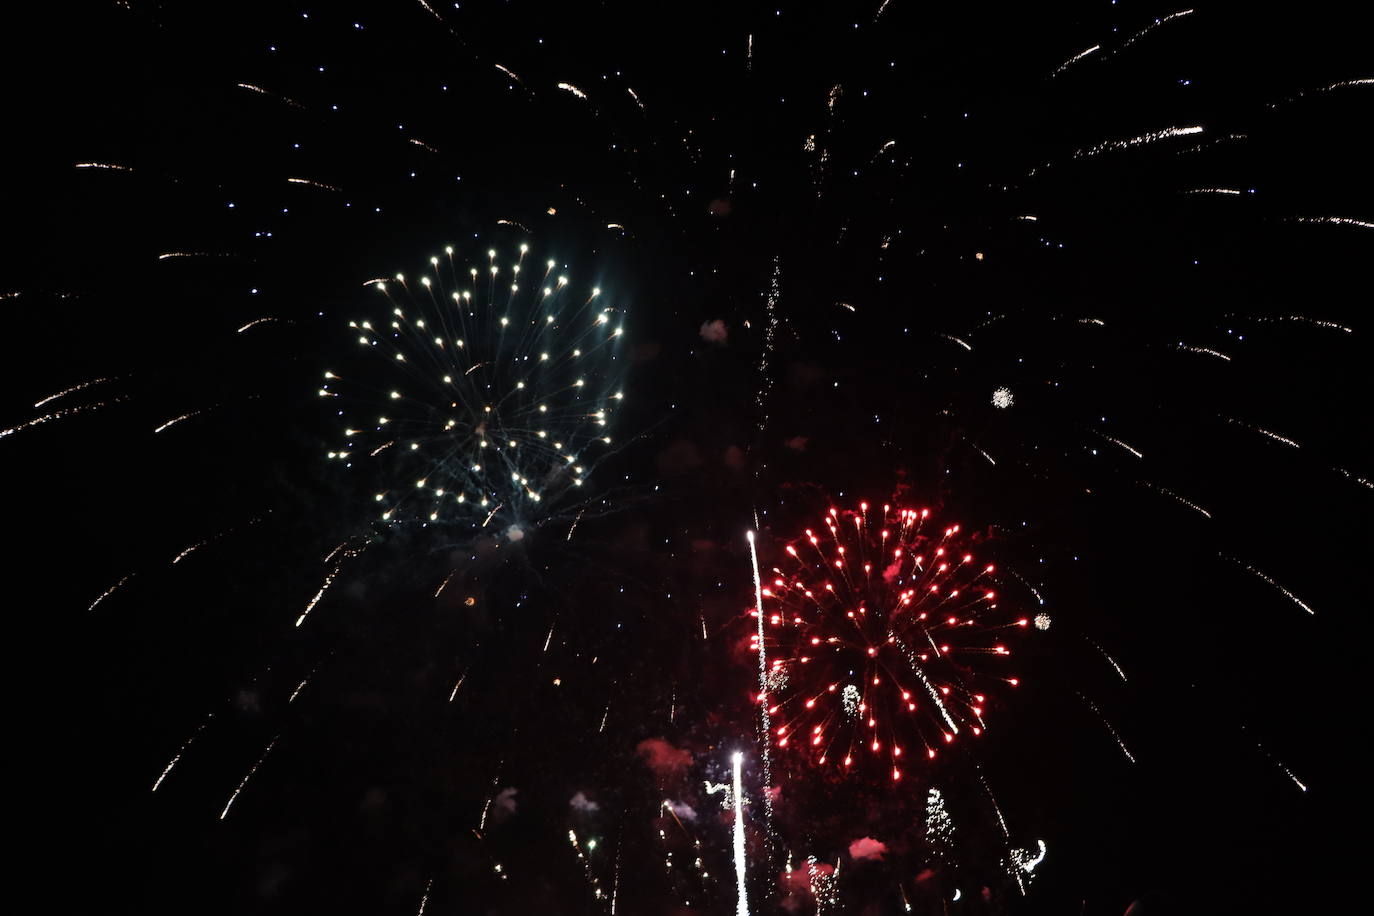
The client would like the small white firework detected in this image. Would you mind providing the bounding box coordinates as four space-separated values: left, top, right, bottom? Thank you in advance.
324 243 627 534
1033 613 1052 631
841 684 860 717
992 387 1014 409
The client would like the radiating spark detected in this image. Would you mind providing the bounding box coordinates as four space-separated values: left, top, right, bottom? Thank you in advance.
1242 725 1308 792
1221 555 1315 615
1121 9 1195 49
34 377 116 408
1091 428 1144 458
236 82 304 108
1292 216 1374 230
557 82 588 100
3 399 123 440
1141 481 1212 518
416 878 433 915
74 162 133 171
1176 342 1230 361
408 138 439 154
236 317 281 333
289 668 317 703
434 570 457 597
448 672 467 702
154 409 204 433
88 573 134 612
1078 693 1135 762
1074 125 1203 158
1224 416 1299 448
286 177 340 192
1086 637 1128 682
731 751 749 916
1053 44 1099 75
152 714 212 791
1185 187 1243 195
219 736 278 819
158 252 230 260
941 333 972 351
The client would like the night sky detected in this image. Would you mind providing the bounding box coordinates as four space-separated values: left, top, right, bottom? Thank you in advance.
10 2 1371 914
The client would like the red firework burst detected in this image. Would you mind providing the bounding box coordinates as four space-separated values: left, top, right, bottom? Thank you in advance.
750 502 1026 781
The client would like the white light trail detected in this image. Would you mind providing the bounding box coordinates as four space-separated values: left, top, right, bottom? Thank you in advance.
731 751 749 916
1221 555 1314 616
219 736 278 819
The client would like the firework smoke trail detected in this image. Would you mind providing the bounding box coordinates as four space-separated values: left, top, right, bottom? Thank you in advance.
33 377 116 409
88 573 134 612
745 532 773 825
731 751 750 916
1221 555 1315 616
1077 693 1135 763
219 735 279 819
151 714 213 791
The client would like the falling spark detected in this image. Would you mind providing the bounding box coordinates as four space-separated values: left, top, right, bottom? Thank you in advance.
295 560 346 623
88 573 134 612
408 138 440 154
417 878 433 915
1074 125 1203 158
219 736 279 819
1086 637 1128 682
2 399 124 440
1242 725 1308 792
1091 428 1144 458
1053 44 1100 75
1224 416 1299 448
1121 9 1196 50
941 334 972 351
1141 481 1212 518
289 669 317 703
287 177 340 192
448 673 467 702
1176 342 1231 361
1078 693 1135 762
557 82 589 100
152 714 212 791
34 377 116 408
1221 555 1315 616
236 317 280 333
154 409 205 434
1292 216 1374 230
731 751 749 916
1185 188 1243 195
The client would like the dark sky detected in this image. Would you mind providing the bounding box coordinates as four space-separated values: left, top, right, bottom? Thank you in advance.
9 2 1371 914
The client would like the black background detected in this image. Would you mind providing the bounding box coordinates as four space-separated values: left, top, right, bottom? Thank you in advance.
7 2 1371 913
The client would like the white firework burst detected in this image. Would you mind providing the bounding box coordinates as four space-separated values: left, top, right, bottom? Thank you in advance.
322 243 627 534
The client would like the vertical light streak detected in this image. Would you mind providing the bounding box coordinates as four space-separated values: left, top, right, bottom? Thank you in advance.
731 751 749 916
745 531 773 820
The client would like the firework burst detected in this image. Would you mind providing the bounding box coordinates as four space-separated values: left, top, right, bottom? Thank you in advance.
321 243 627 538
750 502 1027 781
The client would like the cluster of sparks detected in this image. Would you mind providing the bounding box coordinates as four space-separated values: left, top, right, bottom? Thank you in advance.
750 503 1027 780
321 244 625 534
